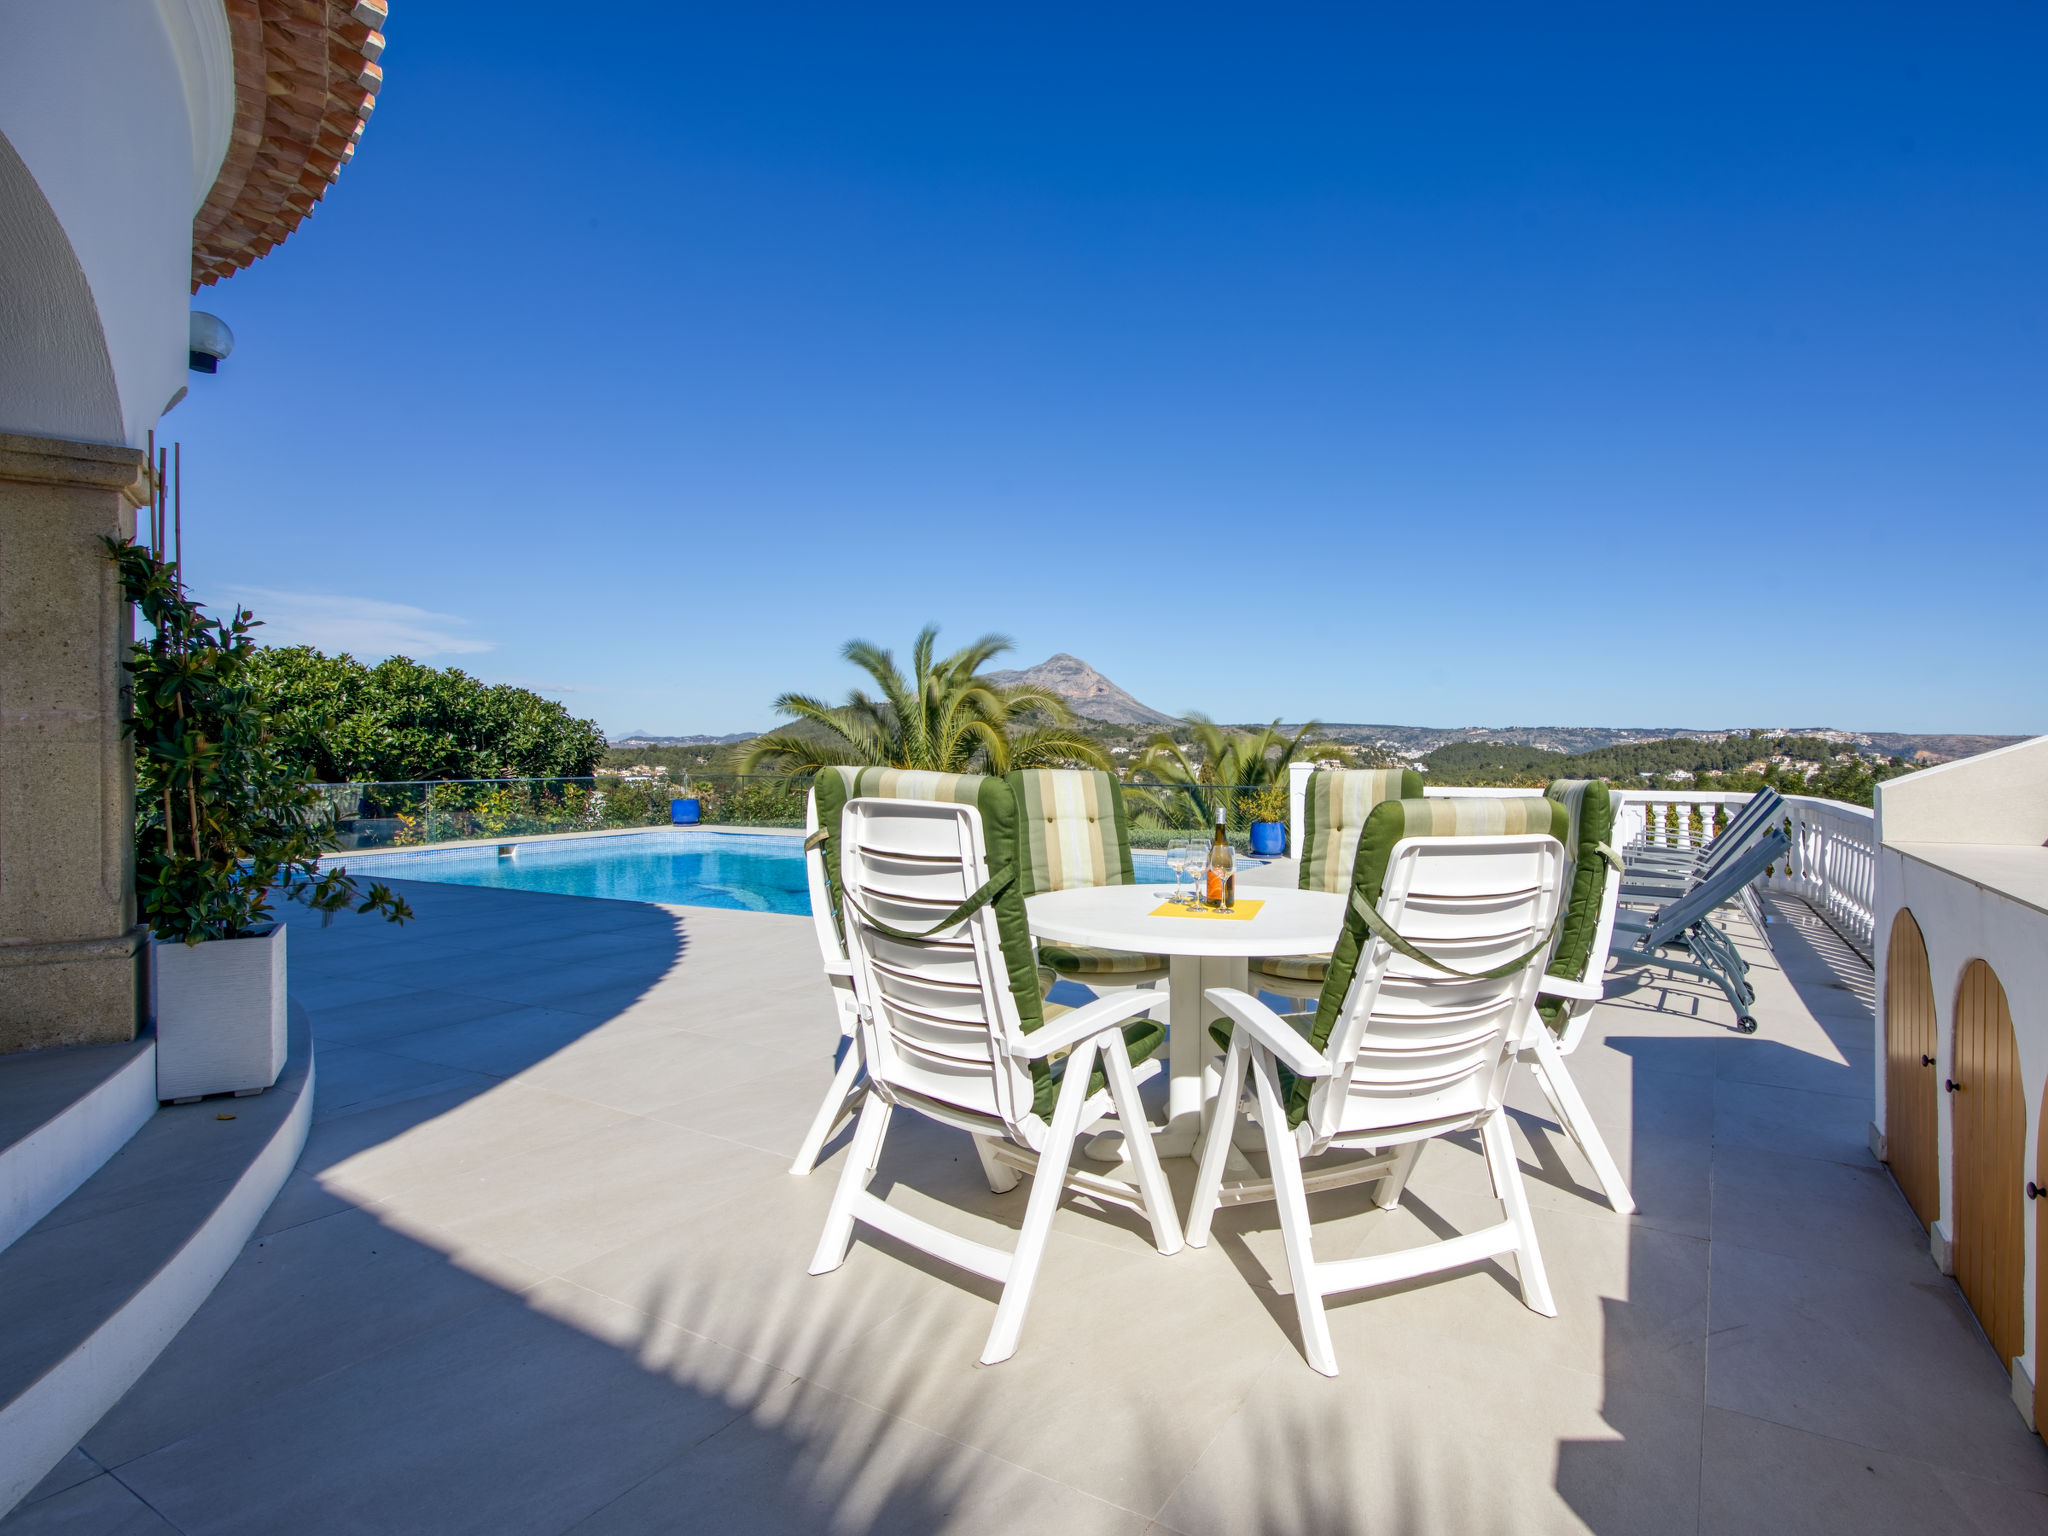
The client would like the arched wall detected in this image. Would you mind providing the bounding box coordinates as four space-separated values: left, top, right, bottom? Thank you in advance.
1875 840 2048 1409
0 137 122 444
0 1 234 447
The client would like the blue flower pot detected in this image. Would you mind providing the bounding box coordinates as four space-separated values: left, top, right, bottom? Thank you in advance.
670 797 702 825
1249 821 1286 857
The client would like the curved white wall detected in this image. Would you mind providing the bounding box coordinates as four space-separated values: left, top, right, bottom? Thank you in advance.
0 0 234 447
1873 737 2048 1412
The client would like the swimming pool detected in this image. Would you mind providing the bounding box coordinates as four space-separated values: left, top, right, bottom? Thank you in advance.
328 829 1192 916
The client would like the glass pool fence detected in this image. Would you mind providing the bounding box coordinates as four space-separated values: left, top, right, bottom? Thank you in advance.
311 776 1293 854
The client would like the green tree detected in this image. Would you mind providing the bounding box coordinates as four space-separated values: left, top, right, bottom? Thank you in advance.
245 647 606 782
742 627 1110 777
108 540 410 941
1127 715 1329 829
1132 714 1328 789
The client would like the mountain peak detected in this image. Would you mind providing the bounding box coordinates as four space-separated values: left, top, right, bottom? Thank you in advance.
983 655 1178 727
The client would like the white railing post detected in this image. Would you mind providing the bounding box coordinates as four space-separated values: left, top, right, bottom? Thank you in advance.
1607 787 1875 959
1766 795 1876 960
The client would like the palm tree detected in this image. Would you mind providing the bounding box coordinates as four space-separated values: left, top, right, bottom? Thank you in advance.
1128 713 1333 830
742 627 1111 778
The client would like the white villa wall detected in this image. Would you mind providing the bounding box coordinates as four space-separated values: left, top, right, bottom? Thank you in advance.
0 0 234 447
1878 735 2048 847
1873 735 2048 1407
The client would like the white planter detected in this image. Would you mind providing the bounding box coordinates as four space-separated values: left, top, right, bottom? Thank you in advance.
152 925 287 1102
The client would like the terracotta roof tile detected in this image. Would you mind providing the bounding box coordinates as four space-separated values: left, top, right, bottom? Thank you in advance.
190 0 386 290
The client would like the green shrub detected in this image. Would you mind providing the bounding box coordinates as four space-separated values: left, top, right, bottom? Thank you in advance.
109 539 410 943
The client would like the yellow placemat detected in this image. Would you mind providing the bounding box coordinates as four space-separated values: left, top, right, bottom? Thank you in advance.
1148 899 1265 922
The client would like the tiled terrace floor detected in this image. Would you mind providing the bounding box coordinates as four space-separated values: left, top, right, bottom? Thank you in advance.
11 876 2047 1534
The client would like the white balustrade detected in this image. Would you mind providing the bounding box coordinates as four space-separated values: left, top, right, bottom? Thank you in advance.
1286 769 1881 963
1610 788 1876 961
1609 789 1751 856
1771 795 1876 960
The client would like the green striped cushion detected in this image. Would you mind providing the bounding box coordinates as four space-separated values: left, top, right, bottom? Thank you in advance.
1038 1001 1166 1106
1545 778 1590 903
1039 943 1168 976
811 767 863 945
1541 778 1616 1025
818 766 1161 1120
1299 768 1424 893
1252 953 1329 983
1294 795 1568 1125
1222 795 1568 1127
1006 769 1136 895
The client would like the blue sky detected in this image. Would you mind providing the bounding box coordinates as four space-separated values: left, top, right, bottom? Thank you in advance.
172 5 2046 737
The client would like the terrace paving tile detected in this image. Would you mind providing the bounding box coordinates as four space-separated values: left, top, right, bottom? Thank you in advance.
296 984 533 1047
463 965 686 1021
513 1026 816 1119
1704 1238 2048 1492
760 1238 1280 1519
1937 1468 2048 1536
1707 1140 1934 1285
342 944 592 999
1712 1034 1874 1100
1159 1344 1704 1536
15 1454 98 1511
1503 1047 1717 1145
371 1004 629 1079
1711 1075 1876 1166
110 1289 790 1536
1698 1406 2034 1536
563 1374 1154 1536
1311 1178 1711 1407
81 1206 536 1468
274 970 422 1012
306 1042 492 1122
376 1114 787 1275
250 1165 374 1237
20 877 2045 1536
312 1080 639 1205
556 1174 961 1383
647 1056 857 1161
0 1476 177 1535
1416 1093 1719 1241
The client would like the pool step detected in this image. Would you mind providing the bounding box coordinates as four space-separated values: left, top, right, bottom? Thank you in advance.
0 1008 313 1519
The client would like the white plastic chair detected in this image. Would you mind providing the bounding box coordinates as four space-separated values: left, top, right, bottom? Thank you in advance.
789 787 867 1175
1525 852 1634 1213
1187 829 1565 1376
809 795 1183 1365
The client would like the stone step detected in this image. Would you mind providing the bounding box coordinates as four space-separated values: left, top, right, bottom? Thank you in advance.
0 1007 312 1517
0 1036 156 1254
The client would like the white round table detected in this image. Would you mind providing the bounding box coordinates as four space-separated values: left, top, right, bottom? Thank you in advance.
1025 884 1346 1157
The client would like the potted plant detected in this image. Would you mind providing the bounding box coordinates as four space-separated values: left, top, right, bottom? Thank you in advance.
109 540 411 1102
1242 784 1289 857
670 773 702 825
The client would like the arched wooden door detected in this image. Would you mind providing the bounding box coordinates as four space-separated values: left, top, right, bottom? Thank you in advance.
2036 1080 2047 1446
1951 960 2024 1374
1884 911 1940 1228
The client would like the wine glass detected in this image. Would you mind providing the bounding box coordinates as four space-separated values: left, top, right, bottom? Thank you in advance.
1165 840 1189 902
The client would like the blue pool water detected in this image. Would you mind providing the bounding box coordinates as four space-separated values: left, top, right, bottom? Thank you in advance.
329 829 1188 916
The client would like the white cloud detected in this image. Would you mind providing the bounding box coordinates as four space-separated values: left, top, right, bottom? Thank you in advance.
213 587 494 659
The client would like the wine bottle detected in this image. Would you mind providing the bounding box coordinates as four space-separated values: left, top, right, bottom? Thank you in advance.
1204 806 1235 909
